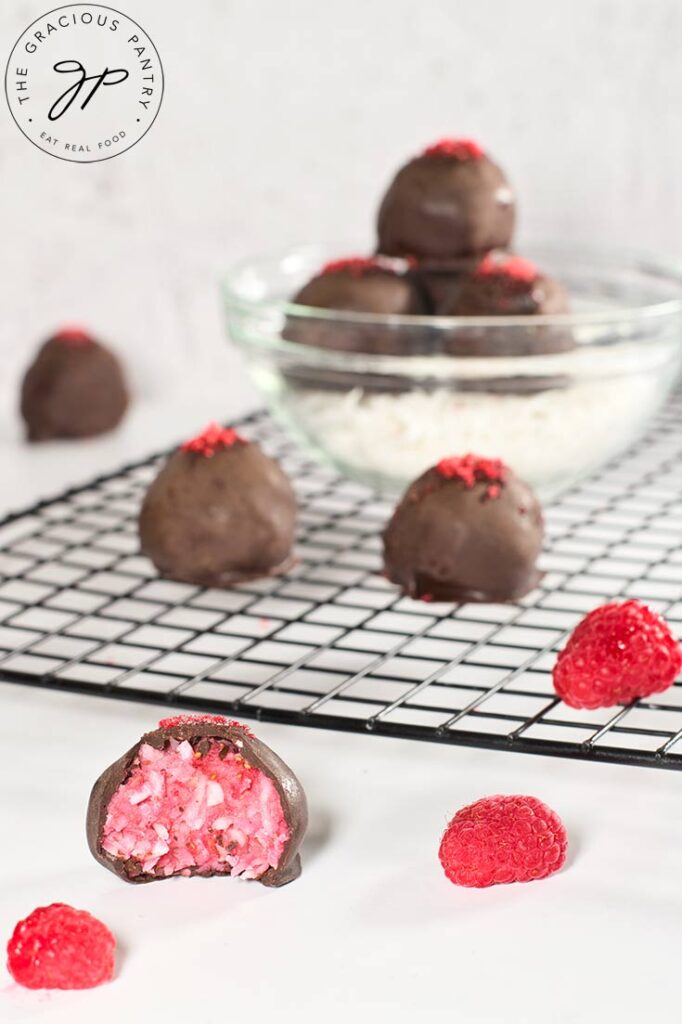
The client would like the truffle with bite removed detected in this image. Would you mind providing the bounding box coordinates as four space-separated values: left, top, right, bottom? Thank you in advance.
87 715 307 888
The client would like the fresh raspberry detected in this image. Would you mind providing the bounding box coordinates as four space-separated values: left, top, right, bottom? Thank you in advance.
439 795 567 888
552 600 681 710
181 423 246 457
7 904 115 990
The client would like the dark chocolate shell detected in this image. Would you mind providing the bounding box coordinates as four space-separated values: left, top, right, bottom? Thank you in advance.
383 461 544 603
20 333 129 441
138 441 297 588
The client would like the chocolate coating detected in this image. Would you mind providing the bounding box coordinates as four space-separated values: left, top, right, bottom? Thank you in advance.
377 151 515 260
409 256 480 314
449 261 569 318
139 440 296 587
20 332 129 441
286 260 429 355
383 464 543 603
443 256 574 358
87 719 308 887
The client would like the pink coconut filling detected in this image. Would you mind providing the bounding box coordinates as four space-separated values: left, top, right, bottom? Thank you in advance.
101 739 290 879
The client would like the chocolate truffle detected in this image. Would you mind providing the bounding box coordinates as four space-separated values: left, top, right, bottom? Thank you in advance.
139 423 296 587
286 256 428 355
449 253 569 317
377 139 515 262
87 715 308 888
442 253 573 357
20 326 129 441
383 455 543 603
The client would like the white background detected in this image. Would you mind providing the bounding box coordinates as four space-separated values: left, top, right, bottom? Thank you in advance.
4 682 682 1024
1 3 682 1021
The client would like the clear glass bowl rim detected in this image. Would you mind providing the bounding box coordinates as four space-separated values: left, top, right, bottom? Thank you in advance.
222 241 682 339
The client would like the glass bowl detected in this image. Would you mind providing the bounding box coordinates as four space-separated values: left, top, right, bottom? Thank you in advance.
222 243 682 497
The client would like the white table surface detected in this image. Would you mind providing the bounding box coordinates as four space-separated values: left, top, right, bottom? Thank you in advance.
1 385 681 1024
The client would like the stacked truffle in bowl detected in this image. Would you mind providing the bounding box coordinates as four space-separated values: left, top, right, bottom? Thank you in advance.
375 137 563 325
224 138 682 496
289 138 570 352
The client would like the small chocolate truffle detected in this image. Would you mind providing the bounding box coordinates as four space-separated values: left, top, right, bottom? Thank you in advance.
20 326 129 441
383 455 543 603
377 139 515 261
448 253 569 318
442 253 573 358
139 424 296 587
286 256 428 355
87 714 308 888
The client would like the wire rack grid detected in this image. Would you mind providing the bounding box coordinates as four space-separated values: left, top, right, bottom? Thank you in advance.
1 396 682 770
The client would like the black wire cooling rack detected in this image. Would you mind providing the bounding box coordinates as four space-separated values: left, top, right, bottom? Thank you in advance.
1 396 682 770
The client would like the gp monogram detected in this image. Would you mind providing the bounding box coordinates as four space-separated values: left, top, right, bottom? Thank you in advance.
5 4 164 162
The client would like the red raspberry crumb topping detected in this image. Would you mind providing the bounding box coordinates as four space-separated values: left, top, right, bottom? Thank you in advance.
553 600 681 710
435 454 508 498
423 138 484 160
439 795 567 888
53 324 93 347
157 714 254 736
7 904 115 990
158 714 227 727
181 422 246 457
320 257 386 278
476 253 538 283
